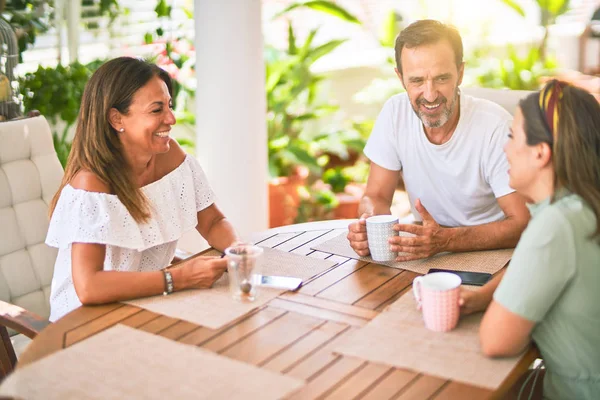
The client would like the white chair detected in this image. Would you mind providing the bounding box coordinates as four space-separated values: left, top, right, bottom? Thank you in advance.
0 116 63 378
462 87 534 116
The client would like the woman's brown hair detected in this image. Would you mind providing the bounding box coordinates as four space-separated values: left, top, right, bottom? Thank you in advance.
520 81 600 241
49 57 173 223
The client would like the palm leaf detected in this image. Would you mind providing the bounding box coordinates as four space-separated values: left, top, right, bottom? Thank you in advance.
379 10 401 48
288 21 297 55
273 1 360 24
499 0 526 17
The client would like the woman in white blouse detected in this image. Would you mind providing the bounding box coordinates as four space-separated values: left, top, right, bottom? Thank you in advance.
46 57 240 321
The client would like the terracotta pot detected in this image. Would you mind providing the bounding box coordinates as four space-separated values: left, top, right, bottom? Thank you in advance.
333 183 365 219
334 193 360 219
323 150 360 169
268 167 308 228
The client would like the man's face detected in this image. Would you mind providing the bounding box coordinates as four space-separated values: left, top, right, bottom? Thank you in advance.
397 40 464 129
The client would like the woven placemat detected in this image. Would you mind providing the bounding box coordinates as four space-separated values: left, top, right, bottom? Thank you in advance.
334 293 525 390
125 247 336 329
311 232 513 275
0 325 303 400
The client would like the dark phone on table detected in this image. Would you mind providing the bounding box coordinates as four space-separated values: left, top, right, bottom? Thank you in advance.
427 268 492 286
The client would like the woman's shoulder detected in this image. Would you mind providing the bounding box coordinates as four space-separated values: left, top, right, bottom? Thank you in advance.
70 170 112 194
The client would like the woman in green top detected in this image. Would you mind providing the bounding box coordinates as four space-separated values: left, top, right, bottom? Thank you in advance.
460 80 600 399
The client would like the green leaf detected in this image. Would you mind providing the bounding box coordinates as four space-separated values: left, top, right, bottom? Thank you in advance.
307 39 346 63
287 144 321 175
499 0 526 17
379 10 401 48
155 0 172 17
273 1 361 24
536 0 570 17
144 32 153 44
298 28 319 59
288 22 297 55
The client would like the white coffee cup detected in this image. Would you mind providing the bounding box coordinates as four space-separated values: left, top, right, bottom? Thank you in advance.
366 215 399 261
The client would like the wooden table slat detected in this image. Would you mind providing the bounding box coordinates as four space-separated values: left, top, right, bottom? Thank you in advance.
220 312 327 365
119 310 162 328
322 362 393 400
393 375 448 400
285 327 359 381
157 320 199 341
317 264 401 305
280 292 379 320
299 258 367 296
269 298 371 327
137 315 180 334
257 231 304 248
286 356 366 400
17 303 124 367
261 321 349 374
274 230 331 252
64 305 141 347
200 307 287 352
353 271 419 310
290 229 346 255
432 381 491 400
306 250 332 260
359 369 419 400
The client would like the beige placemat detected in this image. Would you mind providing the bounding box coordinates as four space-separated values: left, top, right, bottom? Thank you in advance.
334 293 525 390
125 247 336 329
311 232 513 274
0 325 303 400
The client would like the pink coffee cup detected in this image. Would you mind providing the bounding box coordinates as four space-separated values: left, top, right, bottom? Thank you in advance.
412 272 462 332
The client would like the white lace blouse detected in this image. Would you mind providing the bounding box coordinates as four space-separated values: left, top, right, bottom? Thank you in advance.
45 155 215 321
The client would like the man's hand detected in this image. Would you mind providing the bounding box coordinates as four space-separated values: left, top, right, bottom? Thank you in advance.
390 198 449 261
347 212 372 257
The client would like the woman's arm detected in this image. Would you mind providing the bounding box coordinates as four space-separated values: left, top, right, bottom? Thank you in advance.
71 243 227 305
479 301 535 357
459 270 534 357
459 270 505 315
196 204 240 251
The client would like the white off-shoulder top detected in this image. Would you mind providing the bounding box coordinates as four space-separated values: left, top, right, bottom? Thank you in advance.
45 156 215 321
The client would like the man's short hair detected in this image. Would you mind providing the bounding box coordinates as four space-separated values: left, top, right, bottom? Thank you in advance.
394 20 463 75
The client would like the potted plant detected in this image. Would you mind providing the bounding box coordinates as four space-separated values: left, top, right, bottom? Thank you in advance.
266 0 362 226
19 60 98 166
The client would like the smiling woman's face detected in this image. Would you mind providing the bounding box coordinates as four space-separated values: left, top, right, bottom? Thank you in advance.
117 75 176 157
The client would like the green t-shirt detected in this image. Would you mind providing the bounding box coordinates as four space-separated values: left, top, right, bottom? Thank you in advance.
494 192 600 400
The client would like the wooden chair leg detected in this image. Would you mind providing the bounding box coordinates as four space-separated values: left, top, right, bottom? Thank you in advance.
0 326 17 381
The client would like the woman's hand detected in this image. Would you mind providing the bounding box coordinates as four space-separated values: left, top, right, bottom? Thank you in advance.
459 287 491 316
173 256 228 290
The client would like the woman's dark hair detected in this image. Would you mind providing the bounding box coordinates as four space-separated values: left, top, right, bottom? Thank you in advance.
520 81 600 241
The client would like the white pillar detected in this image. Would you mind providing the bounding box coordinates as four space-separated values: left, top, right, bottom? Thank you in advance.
193 0 268 238
65 0 81 62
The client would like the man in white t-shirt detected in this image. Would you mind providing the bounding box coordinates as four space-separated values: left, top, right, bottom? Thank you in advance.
348 20 530 261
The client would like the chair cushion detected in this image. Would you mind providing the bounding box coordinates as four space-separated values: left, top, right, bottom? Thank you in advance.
0 116 63 321
462 87 534 116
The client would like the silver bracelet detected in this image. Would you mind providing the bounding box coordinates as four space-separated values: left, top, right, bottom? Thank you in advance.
162 270 174 296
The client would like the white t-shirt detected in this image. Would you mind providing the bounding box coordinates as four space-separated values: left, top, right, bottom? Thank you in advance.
363 92 513 227
45 155 215 322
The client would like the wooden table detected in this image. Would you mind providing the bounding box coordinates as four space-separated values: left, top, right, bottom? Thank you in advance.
19 220 537 399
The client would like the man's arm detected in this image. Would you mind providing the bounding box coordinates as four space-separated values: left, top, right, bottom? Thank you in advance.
358 162 399 216
443 192 529 252
391 192 529 260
